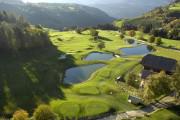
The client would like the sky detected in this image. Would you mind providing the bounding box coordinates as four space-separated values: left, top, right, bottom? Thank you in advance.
22 0 96 4
21 0 130 4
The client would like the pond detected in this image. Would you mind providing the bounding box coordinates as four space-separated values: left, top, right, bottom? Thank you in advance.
84 52 114 61
63 64 105 84
120 44 153 56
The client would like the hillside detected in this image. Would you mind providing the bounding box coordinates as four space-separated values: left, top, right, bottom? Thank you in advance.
0 1 114 29
21 0 172 18
0 11 50 52
115 1 180 40
90 0 172 18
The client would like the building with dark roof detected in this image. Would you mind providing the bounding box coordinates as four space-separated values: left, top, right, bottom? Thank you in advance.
141 54 177 74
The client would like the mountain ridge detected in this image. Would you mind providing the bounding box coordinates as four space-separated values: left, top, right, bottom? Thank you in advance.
0 2 114 29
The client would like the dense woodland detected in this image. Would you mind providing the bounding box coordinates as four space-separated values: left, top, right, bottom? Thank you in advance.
0 11 50 52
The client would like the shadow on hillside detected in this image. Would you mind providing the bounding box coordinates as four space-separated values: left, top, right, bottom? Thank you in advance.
0 43 75 117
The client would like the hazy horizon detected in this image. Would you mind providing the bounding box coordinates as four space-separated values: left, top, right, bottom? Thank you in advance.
22 0 172 5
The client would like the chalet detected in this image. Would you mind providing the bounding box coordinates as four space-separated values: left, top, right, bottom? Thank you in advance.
140 54 177 75
139 55 177 88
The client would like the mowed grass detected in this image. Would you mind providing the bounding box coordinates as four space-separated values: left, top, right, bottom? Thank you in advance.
48 30 180 118
49 30 128 59
137 106 180 120
50 58 140 118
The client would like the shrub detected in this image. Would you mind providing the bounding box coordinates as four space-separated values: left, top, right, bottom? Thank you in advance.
75 28 81 34
90 29 99 40
33 105 57 120
148 35 155 43
120 33 125 39
128 30 136 37
97 42 105 50
155 37 162 45
126 72 139 88
90 29 99 37
12 109 29 120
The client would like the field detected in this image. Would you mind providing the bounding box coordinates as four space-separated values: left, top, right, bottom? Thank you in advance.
0 29 180 118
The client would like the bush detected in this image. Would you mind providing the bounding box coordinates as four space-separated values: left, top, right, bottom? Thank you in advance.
90 28 99 40
75 28 81 34
148 35 155 43
33 105 57 120
12 109 29 120
120 33 125 39
129 30 136 37
90 29 99 37
97 42 105 50
126 72 139 88
155 37 162 45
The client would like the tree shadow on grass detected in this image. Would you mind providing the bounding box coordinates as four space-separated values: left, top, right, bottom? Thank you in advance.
99 36 113 41
0 44 75 117
167 105 180 116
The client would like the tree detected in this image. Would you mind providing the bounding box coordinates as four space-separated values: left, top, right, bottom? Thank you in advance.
119 33 125 39
143 71 171 101
129 30 136 37
170 64 180 99
33 105 57 120
0 11 50 52
126 72 139 88
12 109 29 120
75 28 81 34
97 42 105 50
90 28 99 40
148 35 155 43
140 23 153 33
155 37 162 45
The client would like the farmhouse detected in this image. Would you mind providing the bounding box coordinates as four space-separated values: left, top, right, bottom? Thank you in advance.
139 54 177 88
141 54 177 75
